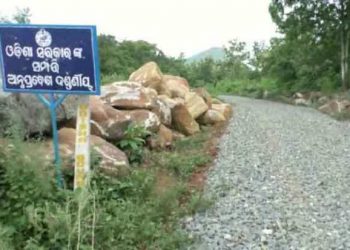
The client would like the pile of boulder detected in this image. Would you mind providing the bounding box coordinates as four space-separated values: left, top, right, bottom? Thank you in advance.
0 61 232 176
317 99 350 114
293 92 350 116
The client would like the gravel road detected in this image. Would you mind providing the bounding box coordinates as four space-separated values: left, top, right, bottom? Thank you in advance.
185 96 350 250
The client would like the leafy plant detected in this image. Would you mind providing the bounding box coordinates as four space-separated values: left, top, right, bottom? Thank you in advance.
0 125 219 249
117 124 151 164
146 128 211 179
187 192 213 215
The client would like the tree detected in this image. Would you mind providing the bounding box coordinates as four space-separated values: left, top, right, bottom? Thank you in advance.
98 35 189 81
248 41 269 79
0 7 31 24
222 39 250 80
189 58 218 85
269 0 350 90
13 7 31 24
336 0 350 89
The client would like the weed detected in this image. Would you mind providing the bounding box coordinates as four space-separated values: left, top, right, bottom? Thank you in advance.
187 192 214 214
146 130 211 179
117 124 151 165
0 123 220 249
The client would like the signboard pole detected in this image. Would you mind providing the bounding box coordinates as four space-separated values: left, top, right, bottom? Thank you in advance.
74 96 91 189
36 93 67 188
0 24 101 189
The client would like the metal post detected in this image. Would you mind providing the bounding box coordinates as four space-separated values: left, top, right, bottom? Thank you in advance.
49 94 64 188
36 93 67 188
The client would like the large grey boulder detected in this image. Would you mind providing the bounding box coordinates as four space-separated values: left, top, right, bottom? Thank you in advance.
0 94 12 136
0 93 79 137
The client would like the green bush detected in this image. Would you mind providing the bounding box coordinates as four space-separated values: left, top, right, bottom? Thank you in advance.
117 125 151 165
0 141 191 249
203 77 291 100
0 123 215 249
148 130 211 180
318 74 339 95
0 223 15 250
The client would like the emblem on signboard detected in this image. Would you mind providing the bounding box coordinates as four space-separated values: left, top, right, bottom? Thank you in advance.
35 29 52 47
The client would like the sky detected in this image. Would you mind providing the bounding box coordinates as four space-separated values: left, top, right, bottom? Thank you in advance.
1 0 277 57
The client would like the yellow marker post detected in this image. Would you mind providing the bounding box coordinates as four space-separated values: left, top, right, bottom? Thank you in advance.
74 96 91 189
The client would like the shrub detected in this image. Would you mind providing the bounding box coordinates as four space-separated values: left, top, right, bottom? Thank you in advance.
204 77 287 99
0 124 215 249
0 144 191 249
319 75 339 95
147 129 211 179
117 124 151 165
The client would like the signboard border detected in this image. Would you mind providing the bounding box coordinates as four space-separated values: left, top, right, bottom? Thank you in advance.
0 23 101 95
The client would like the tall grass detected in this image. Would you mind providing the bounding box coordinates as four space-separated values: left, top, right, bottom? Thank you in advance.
204 78 282 98
0 127 214 249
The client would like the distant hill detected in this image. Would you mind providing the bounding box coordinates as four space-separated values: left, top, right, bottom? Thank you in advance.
187 47 225 63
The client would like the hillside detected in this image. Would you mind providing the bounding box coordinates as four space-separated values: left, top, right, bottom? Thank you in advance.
187 47 225 63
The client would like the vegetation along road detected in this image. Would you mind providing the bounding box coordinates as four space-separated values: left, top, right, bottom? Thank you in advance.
185 96 350 250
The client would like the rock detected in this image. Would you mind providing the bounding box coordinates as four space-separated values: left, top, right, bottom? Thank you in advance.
65 96 131 141
318 96 329 105
294 98 310 106
173 97 186 105
158 83 172 97
147 124 173 149
185 92 209 119
194 88 212 108
211 104 232 120
317 99 350 114
340 100 350 111
185 216 194 223
294 92 304 99
158 125 173 147
0 93 79 137
101 81 157 110
129 62 163 92
90 96 131 140
262 229 273 235
151 98 172 126
212 98 223 104
162 75 190 98
158 95 185 109
223 234 233 241
143 86 158 100
197 109 226 125
104 81 142 89
318 100 341 114
90 135 130 176
309 91 322 102
51 128 130 176
171 104 200 135
172 130 186 141
122 110 161 132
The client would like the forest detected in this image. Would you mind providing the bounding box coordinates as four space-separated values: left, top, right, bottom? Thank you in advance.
3 2 349 97
99 0 350 98
1 1 350 249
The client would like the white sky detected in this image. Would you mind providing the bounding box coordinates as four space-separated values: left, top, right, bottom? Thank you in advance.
1 0 277 57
